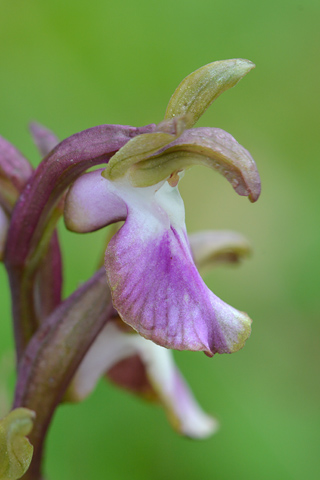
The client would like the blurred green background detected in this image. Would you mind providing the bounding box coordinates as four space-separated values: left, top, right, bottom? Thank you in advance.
0 0 319 479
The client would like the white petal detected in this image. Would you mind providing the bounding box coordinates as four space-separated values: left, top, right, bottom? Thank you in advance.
64 169 127 232
68 322 217 439
66 322 137 401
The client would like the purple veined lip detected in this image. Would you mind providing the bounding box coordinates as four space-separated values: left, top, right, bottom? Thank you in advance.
65 170 252 356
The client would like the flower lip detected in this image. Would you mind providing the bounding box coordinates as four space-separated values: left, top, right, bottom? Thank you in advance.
64 168 253 356
104 178 252 356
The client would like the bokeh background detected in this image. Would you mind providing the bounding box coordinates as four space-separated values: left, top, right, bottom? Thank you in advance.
0 0 319 479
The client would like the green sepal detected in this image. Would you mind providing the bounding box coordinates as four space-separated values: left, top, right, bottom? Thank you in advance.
0 408 35 480
129 127 261 202
165 59 255 129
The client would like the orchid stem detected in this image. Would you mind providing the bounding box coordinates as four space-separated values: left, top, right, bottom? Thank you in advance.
14 269 113 479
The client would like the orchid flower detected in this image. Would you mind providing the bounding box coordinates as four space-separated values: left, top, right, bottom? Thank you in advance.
0 59 260 479
64 59 261 357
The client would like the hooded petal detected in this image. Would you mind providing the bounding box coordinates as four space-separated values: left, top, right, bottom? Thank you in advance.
67 322 217 439
105 180 252 356
64 169 127 232
129 127 261 202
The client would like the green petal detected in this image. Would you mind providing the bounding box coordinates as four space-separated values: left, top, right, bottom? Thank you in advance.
165 59 255 129
103 116 189 181
0 408 35 480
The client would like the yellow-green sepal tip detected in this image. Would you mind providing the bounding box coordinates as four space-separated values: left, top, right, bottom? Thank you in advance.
165 59 255 129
